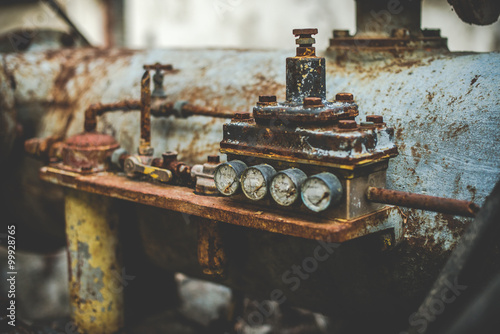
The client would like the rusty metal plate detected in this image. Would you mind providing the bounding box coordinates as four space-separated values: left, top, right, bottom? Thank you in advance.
39 166 404 243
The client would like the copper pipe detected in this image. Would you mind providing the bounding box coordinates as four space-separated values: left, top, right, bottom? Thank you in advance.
139 71 152 154
366 187 480 218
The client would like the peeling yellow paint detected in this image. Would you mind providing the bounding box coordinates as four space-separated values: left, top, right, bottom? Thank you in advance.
65 190 124 334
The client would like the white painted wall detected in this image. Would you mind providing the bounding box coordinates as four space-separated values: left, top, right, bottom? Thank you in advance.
2 0 498 52
122 0 500 52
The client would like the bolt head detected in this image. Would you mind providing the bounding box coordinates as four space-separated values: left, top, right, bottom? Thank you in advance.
338 120 358 129
259 95 277 103
234 112 251 120
303 97 323 108
366 115 384 124
293 28 318 36
336 93 354 102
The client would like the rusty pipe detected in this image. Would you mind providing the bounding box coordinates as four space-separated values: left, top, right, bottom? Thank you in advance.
84 100 236 133
139 70 152 155
366 187 480 218
84 100 141 132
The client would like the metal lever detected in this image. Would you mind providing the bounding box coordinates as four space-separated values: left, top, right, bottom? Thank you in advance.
124 156 172 183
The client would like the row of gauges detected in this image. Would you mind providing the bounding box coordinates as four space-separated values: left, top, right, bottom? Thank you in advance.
214 160 343 212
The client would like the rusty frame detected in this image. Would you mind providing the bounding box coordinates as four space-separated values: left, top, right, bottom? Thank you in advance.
40 166 405 243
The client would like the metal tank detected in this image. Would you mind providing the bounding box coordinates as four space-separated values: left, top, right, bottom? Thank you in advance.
0 1 499 333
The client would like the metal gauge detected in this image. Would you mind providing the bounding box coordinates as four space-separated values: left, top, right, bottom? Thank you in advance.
240 164 277 201
270 168 307 206
214 160 247 196
301 172 343 212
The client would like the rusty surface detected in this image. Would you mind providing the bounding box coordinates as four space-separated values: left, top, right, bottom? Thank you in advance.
0 45 498 256
143 63 174 71
40 166 403 243
221 118 398 169
161 151 191 183
367 187 480 218
84 100 141 132
24 135 63 162
192 156 220 195
139 70 152 155
65 189 124 333
253 102 359 125
328 0 448 60
84 99 236 133
197 218 228 278
61 132 119 172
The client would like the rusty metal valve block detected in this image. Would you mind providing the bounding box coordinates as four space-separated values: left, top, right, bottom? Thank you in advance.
217 29 399 220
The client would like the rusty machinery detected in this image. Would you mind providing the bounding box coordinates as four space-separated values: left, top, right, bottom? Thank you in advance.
20 26 487 333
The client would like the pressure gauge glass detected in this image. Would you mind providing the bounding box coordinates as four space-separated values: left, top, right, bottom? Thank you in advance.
270 169 307 206
214 160 247 196
241 164 276 201
301 173 343 212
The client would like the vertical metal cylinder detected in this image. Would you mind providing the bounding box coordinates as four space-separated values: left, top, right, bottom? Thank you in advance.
197 218 227 278
139 70 152 155
65 189 124 334
286 56 326 103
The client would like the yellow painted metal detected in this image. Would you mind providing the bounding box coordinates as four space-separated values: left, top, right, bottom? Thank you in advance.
65 189 124 334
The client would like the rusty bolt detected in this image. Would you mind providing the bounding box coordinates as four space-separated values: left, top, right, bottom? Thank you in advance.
208 155 220 164
293 29 317 47
234 112 251 120
333 30 350 38
366 115 384 124
293 29 318 57
293 28 318 36
303 97 324 108
336 93 354 102
338 120 358 129
259 95 277 103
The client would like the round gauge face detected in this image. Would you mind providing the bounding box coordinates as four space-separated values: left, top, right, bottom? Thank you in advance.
270 173 300 206
214 163 240 196
241 168 268 201
301 177 332 212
